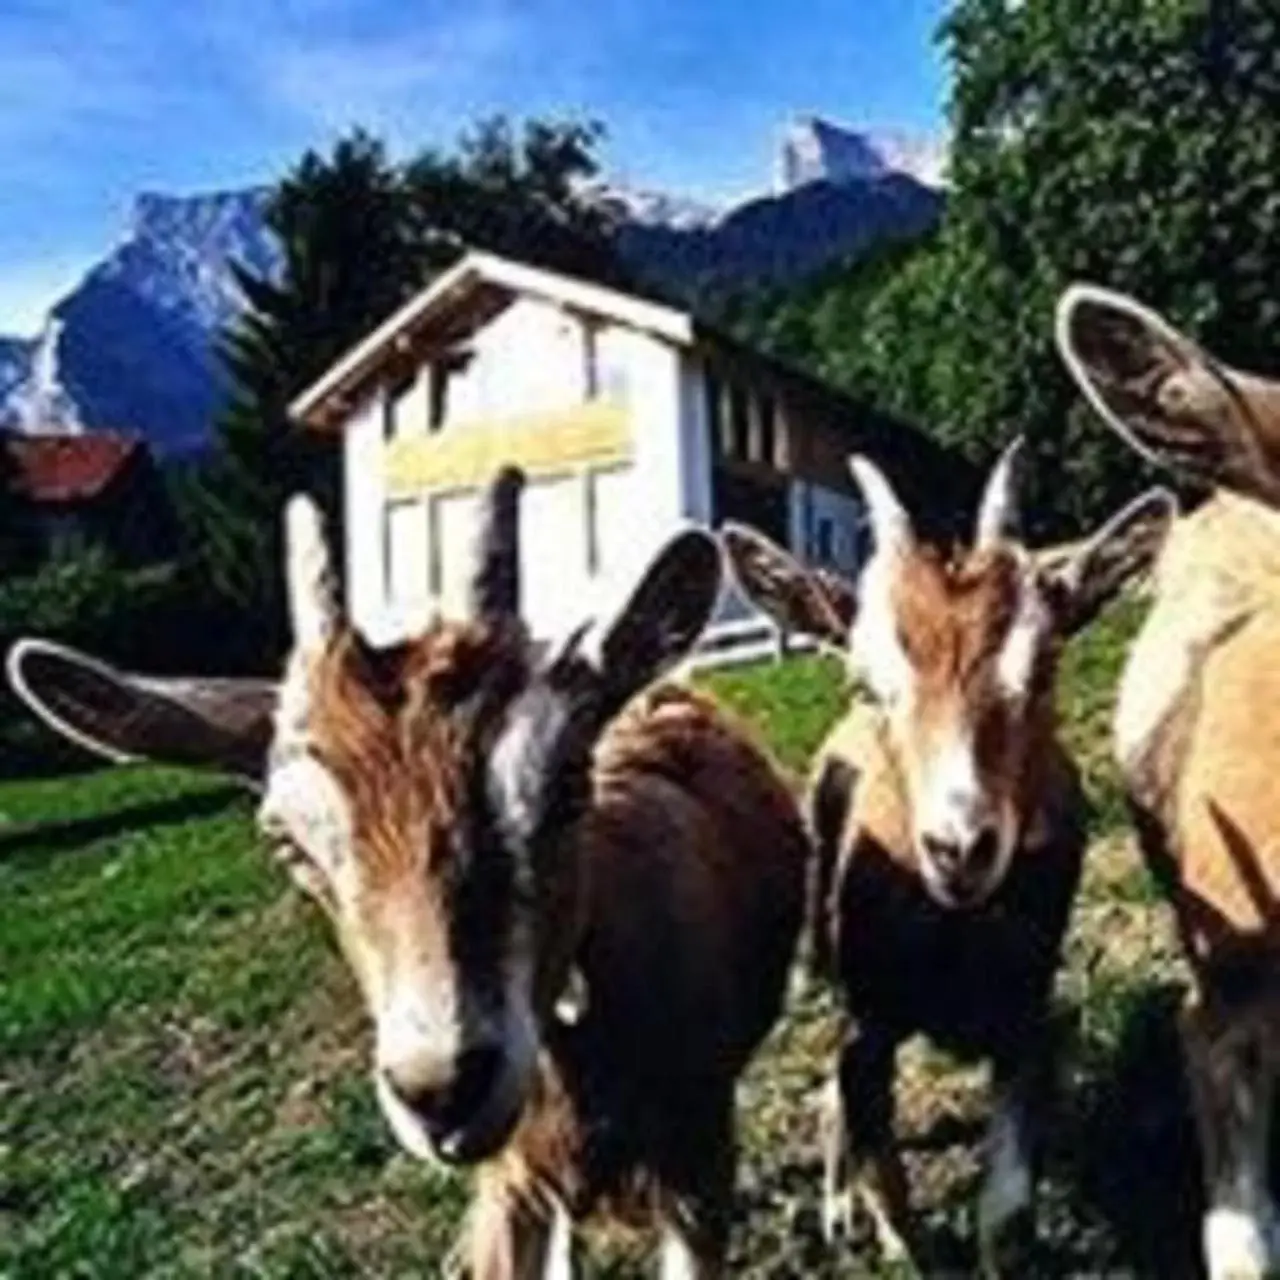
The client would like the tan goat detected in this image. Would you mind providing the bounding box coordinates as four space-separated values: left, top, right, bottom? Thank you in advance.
1057 284 1280 1280
7 468 810 1278
722 443 1173 1276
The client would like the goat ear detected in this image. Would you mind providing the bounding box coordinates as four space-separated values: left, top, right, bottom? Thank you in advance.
486 530 722 856
1039 488 1177 635
593 528 723 702
6 638 275 787
1056 283 1280 507
721 522 856 648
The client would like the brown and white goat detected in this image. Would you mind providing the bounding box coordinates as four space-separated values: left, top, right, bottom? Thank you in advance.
722 444 1173 1275
7 469 810 1277
1057 285 1280 1280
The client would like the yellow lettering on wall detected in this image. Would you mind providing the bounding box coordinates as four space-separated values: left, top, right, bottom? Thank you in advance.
384 401 632 496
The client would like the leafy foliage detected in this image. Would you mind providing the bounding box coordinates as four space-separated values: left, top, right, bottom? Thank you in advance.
403 116 624 286
0 544 177 659
734 0 1280 538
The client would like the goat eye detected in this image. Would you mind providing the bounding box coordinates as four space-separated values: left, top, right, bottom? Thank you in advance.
975 702 1012 765
275 839 334 903
257 807 287 843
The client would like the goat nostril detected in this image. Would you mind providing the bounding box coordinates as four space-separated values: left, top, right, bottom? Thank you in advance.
385 1044 505 1139
448 1045 504 1126
921 834 961 873
970 827 1000 875
383 1066 449 1128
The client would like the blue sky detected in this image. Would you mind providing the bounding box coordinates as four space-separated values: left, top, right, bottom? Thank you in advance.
0 0 950 335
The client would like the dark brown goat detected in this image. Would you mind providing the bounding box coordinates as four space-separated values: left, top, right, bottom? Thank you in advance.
8 469 809 1277
722 442 1173 1277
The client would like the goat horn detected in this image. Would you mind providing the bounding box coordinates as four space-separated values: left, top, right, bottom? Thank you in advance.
974 436 1025 549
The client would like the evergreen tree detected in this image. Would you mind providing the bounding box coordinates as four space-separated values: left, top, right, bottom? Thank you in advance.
207 129 421 658
209 117 619 662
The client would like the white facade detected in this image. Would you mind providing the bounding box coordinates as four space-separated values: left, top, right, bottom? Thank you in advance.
293 253 867 654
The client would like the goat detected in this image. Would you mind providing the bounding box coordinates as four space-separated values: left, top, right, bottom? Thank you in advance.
7 466 809 1278
721 442 1173 1276
1057 284 1280 1280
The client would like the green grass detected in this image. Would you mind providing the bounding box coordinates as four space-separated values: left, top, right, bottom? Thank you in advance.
0 769 467 1277
700 648 849 778
0 600 1195 1277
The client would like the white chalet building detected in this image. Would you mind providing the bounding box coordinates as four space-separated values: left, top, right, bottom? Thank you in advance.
289 251 956 653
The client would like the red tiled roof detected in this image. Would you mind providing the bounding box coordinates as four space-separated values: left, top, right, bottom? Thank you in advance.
2 432 145 504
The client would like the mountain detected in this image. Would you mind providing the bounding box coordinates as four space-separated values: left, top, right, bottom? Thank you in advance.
776 116 949 190
0 121 943 454
579 179 721 231
0 190 280 453
0 338 33 408
622 172 940 304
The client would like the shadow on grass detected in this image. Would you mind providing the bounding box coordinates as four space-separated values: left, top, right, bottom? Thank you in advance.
0 784 247 863
883 987 1206 1279
1054 981 1204 1280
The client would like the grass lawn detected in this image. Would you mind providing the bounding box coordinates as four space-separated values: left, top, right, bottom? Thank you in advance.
0 598 1203 1277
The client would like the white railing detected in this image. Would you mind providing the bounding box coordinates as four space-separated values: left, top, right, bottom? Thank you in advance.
680 612 817 674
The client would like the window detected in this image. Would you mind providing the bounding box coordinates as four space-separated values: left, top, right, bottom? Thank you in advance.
385 499 431 604
727 387 751 458
583 322 600 399
381 387 397 441
428 363 448 430
584 471 600 575
597 333 630 405
383 368 418 439
427 497 442 596
592 465 632 578
708 371 761 462
814 516 835 565
755 393 777 467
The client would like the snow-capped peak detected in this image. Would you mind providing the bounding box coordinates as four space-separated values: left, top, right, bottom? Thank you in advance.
776 116 949 191
576 177 723 231
10 317 84 435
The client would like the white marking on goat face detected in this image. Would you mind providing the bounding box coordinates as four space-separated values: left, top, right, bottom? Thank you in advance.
995 567 1052 703
257 754 353 883
910 725 1019 910
860 545 1054 909
848 547 915 706
255 623 576 1169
